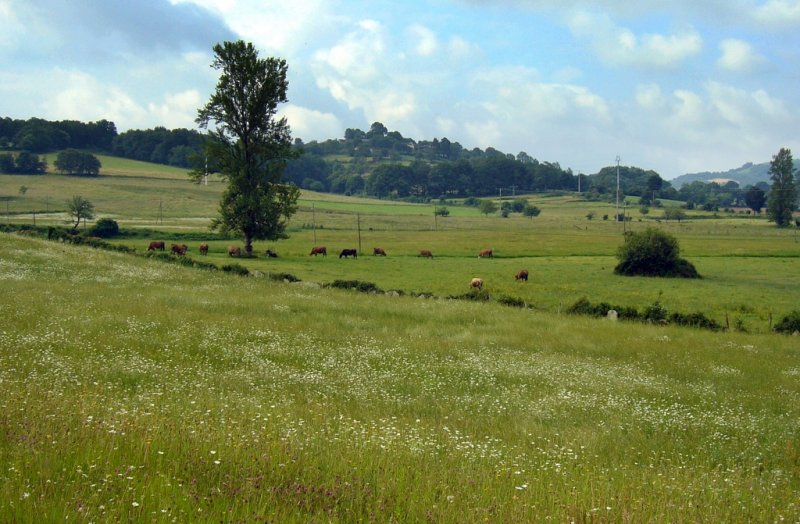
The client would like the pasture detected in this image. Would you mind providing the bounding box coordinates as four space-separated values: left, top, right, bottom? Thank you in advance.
1 157 800 520
1 232 799 522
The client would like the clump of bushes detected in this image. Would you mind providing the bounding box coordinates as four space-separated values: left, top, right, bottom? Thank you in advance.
89 218 120 238
566 297 721 331
268 272 300 283
774 310 800 334
614 227 700 278
221 263 250 276
328 279 383 293
496 295 527 308
448 288 491 301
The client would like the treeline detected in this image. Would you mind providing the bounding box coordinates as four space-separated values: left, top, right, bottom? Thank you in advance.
0 117 117 152
3 116 773 208
0 117 204 169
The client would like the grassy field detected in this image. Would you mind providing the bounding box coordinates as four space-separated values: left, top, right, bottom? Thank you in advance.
2 159 799 333
1 232 799 522
1 156 799 520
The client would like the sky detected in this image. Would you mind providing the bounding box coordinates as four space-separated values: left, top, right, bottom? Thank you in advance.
2 0 800 179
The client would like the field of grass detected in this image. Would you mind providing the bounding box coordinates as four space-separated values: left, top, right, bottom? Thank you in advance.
1 232 799 522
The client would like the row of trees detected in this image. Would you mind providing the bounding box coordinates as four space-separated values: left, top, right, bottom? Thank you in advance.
111 127 205 168
0 117 116 152
0 150 101 176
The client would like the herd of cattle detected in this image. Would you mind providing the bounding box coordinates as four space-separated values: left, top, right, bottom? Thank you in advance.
147 241 529 288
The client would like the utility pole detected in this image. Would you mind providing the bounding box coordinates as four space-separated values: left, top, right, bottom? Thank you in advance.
577 174 581 193
357 213 362 254
204 155 208 186
615 155 621 224
497 187 503 199
312 204 317 245
510 185 516 197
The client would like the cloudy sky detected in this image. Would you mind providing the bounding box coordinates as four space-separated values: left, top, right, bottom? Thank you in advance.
2 0 800 179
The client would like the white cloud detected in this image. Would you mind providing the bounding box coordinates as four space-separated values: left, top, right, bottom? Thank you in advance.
635 83 665 109
280 105 342 142
408 24 438 56
754 0 800 27
568 11 702 68
717 38 767 72
170 0 335 55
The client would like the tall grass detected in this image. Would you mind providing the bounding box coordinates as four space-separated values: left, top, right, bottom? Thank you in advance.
1 233 798 521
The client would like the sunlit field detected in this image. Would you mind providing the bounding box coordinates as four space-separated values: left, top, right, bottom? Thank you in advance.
1 233 799 522
1 157 800 520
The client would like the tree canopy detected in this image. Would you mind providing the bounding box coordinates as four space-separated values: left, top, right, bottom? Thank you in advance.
195 40 299 254
54 149 101 176
615 228 700 278
766 147 797 227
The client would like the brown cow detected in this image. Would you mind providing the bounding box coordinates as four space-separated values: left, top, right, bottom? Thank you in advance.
227 245 242 257
171 243 188 256
148 241 165 251
309 246 327 256
478 249 493 258
419 249 433 258
339 248 358 259
199 243 209 255
470 277 484 289
515 269 529 282
373 247 387 256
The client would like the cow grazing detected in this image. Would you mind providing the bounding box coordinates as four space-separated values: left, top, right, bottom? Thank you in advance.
515 269 529 282
199 243 209 256
470 277 484 289
171 243 188 256
148 241 165 251
227 245 242 257
419 250 433 258
373 247 387 256
309 246 327 256
265 248 278 258
339 248 358 259
478 249 493 258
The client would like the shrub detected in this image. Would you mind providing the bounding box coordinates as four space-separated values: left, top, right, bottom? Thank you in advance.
668 312 722 331
221 263 250 276
496 295 526 308
774 310 800 334
643 301 668 323
448 288 491 301
90 218 120 238
614 227 700 278
268 272 300 283
329 280 382 293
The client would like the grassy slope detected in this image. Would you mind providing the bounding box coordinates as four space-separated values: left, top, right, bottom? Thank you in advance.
1 233 799 522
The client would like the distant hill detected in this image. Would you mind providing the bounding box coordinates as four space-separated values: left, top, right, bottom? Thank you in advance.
672 159 800 189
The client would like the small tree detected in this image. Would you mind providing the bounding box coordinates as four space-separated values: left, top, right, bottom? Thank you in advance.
586 211 596 221
766 147 797 227
614 227 700 278
434 206 450 217
663 208 686 222
479 199 498 216
523 204 541 219
67 196 95 230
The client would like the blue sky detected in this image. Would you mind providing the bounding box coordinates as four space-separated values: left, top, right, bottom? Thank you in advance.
2 0 799 179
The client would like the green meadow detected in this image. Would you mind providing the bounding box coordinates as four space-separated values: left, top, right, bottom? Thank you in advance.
1 157 799 521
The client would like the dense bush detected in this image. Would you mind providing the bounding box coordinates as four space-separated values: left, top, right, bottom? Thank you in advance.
614 227 700 278
668 312 722 331
268 272 301 283
448 288 491 301
328 280 383 293
221 263 250 276
496 295 527 308
89 218 119 238
774 310 800 334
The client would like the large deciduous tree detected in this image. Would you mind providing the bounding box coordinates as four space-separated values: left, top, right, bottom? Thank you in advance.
194 40 299 254
766 147 797 227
